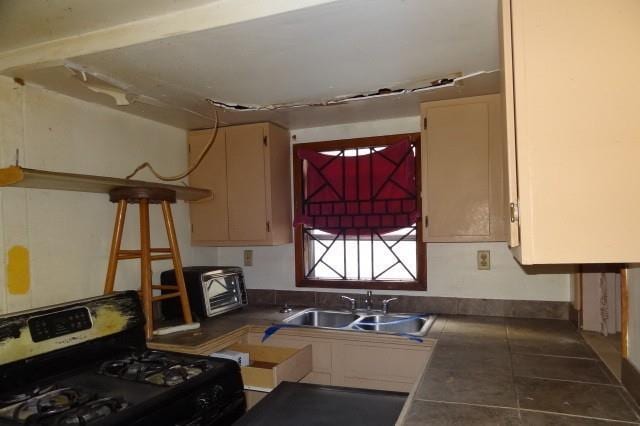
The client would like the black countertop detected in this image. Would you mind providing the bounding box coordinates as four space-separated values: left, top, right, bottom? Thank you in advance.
235 382 408 426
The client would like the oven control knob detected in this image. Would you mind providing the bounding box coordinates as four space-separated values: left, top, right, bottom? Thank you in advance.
197 385 224 409
209 385 224 404
196 392 212 409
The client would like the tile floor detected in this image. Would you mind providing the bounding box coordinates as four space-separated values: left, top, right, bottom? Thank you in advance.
583 332 622 380
403 316 639 425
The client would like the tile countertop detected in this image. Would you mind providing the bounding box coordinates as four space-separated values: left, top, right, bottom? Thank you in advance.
150 307 640 425
148 306 306 349
399 315 640 425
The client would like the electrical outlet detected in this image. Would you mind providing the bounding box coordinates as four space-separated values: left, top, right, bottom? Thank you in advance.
243 250 253 267
477 250 490 270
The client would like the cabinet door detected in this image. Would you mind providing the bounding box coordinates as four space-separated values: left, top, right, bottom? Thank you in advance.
421 95 505 242
226 124 268 241
340 343 429 392
506 0 640 264
188 128 228 242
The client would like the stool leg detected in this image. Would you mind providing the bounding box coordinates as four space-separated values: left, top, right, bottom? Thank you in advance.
104 200 127 294
161 201 193 325
139 199 154 340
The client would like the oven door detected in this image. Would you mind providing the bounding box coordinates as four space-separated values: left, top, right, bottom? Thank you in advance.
201 272 242 317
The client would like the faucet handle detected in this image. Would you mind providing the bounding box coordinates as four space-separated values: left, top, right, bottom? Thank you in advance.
382 297 398 314
340 295 357 311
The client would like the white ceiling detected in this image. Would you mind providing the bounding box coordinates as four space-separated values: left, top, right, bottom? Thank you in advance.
0 0 218 52
6 0 501 130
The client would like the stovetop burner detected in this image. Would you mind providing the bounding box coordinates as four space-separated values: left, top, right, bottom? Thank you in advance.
0 385 57 407
97 350 213 387
0 386 128 425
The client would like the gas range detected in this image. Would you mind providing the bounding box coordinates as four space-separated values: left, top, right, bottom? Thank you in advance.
0 292 246 426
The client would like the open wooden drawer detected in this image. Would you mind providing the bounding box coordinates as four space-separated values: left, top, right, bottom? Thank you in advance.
224 343 312 392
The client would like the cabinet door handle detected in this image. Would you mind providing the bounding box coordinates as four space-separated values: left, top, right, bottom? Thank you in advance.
424 215 429 227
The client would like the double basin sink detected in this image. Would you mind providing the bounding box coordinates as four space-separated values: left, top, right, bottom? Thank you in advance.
281 308 434 337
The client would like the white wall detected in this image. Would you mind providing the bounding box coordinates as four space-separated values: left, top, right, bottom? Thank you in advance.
627 265 640 369
217 117 571 301
0 77 217 314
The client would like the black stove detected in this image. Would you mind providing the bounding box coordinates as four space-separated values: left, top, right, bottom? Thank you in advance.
0 292 246 426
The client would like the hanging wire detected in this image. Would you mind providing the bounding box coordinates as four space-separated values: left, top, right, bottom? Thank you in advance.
125 100 220 181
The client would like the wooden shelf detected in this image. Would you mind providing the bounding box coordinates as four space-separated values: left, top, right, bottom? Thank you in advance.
0 166 211 201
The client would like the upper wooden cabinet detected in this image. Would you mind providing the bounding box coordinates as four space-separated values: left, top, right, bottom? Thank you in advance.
421 95 506 242
188 122 292 246
501 0 640 264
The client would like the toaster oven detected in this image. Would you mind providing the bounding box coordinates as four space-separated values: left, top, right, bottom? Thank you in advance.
161 266 248 320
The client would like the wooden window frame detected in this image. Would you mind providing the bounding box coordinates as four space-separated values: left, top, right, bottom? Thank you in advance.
293 133 426 291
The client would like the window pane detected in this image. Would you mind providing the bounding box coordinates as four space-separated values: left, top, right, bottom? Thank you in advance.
307 228 416 281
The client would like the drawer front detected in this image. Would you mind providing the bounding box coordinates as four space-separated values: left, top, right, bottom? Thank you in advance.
342 343 430 383
248 332 332 373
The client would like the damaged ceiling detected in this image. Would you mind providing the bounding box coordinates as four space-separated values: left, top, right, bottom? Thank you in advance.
2 0 501 130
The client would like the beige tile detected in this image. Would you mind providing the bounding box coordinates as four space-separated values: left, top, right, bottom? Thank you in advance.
504 300 569 320
274 290 316 307
512 353 614 384
515 376 639 422
417 367 517 407
246 289 276 306
443 316 507 339
520 411 639 425
458 298 506 317
429 345 511 375
404 400 521 426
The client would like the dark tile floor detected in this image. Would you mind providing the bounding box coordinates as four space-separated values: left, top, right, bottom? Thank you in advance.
403 316 640 425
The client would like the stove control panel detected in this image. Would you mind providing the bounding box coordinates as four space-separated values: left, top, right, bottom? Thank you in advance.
28 307 93 342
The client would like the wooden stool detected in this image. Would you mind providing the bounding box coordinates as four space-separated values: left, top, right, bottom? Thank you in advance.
104 187 193 339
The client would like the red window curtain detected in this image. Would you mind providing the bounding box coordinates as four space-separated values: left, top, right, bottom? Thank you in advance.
293 138 417 235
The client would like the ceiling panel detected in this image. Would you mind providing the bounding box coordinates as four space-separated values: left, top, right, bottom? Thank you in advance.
13 0 500 130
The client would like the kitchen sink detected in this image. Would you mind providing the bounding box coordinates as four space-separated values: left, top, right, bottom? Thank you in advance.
353 314 429 335
283 309 360 328
281 308 434 337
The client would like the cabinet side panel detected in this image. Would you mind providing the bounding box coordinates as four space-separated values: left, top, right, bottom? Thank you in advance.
268 124 293 245
500 0 521 250
226 124 268 241
188 128 229 242
512 0 640 263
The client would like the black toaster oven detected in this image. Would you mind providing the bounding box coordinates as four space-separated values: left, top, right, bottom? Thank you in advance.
161 266 248 320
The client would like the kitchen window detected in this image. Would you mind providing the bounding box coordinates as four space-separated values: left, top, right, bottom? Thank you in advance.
293 133 426 290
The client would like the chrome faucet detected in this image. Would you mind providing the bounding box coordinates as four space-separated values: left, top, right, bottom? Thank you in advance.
382 297 398 314
364 290 374 311
340 295 356 311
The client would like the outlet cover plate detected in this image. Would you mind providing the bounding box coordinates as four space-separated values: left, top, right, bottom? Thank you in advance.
243 250 253 267
477 250 490 270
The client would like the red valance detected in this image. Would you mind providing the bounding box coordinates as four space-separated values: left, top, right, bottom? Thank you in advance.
294 139 417 235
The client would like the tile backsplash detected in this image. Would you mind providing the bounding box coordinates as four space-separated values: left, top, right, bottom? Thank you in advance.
246 289 569 320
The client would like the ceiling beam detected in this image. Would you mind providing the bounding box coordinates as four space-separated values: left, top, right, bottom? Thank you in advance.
0 0 339 76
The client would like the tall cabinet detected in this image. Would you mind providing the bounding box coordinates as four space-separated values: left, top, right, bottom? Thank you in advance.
189 122 292 246
501 0 640 264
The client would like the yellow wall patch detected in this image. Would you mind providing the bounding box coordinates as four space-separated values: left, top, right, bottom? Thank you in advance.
7 245 30 295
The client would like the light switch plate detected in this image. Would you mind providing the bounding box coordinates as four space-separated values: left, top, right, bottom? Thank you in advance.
243 250 253 267
477 250 490 270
